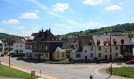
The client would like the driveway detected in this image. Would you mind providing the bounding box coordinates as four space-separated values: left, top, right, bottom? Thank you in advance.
0 56 130 79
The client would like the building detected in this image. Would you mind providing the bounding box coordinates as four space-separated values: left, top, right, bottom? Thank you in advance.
32 29 63 60
0 40 4 53
25 36 34 58
93 35 132 60
13 37 26 54
53 47 66 60
71 36 95 60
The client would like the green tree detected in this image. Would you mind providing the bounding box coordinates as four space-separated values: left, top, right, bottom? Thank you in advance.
118 53 123 64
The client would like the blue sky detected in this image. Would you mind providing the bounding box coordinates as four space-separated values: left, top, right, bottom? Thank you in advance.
0 0 134 36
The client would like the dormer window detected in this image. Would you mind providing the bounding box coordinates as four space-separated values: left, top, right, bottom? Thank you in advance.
121 39 124 45
113 39 117 45
97 39 100 46
88 40 92 45
103 41 107 45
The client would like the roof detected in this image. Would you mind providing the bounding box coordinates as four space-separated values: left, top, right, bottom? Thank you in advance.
55 47 66 53
33 29 57 41
78 36 94 46
93 35 132 46
0 40 3 43
68 37 79 45
16 38 26 43
31 33 38 37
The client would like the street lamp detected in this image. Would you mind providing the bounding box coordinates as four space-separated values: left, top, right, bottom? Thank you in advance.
7 38 11 67
109 35 112 76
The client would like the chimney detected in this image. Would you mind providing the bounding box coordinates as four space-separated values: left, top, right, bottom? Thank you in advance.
42 28 43 32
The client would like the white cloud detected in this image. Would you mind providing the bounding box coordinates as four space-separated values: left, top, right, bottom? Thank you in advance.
83 0 110 6
82 21 100 29
3 19 20 25
54 24 74 35
53 3 69 12
105 5 121 11
16 26 26 29
49 12 81 26
27 0 48 11
19 12 39 19
55 24 72 29
28 0 80 27
34 10 40 12
20 27 40 36
119 3 123 5
0 27 5 32
31 27 40 33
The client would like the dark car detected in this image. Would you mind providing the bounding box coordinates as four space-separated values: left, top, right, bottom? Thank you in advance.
126 59 134 64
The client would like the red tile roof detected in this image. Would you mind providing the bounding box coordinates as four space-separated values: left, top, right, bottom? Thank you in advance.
16 38 26 43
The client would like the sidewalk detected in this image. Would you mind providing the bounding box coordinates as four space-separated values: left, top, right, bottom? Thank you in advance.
1 61 60 79
0 76 22 79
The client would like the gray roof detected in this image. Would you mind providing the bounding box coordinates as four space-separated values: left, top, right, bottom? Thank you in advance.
55 47 66 53
78 36 94 46
0 40 3 43
93 35 132 46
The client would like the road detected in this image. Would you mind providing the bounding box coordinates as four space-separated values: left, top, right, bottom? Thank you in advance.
0 56 124 79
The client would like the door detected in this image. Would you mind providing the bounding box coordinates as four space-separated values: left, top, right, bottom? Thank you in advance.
105 55 107 60
16 50 18 54
85 56 87 61
38 54 41 61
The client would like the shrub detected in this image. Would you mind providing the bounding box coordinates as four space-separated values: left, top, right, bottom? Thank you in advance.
12 53 25 57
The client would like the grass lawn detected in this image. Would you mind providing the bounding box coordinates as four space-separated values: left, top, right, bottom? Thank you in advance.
106 67 134 78
0 64 37 78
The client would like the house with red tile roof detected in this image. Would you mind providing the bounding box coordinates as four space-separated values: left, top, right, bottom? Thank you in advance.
13 37 26 55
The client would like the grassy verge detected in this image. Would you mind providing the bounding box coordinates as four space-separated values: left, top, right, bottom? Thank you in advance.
106 67 134 78
0 64 38 78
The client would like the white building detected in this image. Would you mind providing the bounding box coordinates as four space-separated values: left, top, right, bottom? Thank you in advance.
13 38 26 54
70 36 96 60
0 40 5 55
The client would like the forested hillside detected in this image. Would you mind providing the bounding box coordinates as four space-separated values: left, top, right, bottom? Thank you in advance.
59 23 134 37
0 33 19 39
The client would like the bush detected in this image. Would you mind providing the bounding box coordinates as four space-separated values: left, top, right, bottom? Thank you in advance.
12 53 25 57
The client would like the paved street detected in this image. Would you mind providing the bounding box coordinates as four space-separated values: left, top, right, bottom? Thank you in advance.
0 56 132 79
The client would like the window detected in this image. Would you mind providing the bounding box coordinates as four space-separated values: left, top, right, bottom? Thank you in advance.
62 53 64 57
98 46 101 50
116 53 118 57
0 44 2 46
84 50 87 53
90 53 93 58
115 46 118 50
105 48 107 52
34 45 37 49
40 54 43 56
35 53 38 57
98 53 101 58
123 46 126 50
76 53 81 58
57 53 59 58
46 46 48 50
20 50 23 52
45 54 48 58
90 46 93 50
16 45 18 47
20 45 22 47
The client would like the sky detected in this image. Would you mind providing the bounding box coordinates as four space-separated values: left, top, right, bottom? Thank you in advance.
0 0 134 36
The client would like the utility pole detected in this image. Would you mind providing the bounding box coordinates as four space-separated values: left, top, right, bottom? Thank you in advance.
8 38 11 67
109 35 112 75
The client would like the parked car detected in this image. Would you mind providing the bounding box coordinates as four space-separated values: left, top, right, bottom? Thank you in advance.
126 59 134 64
